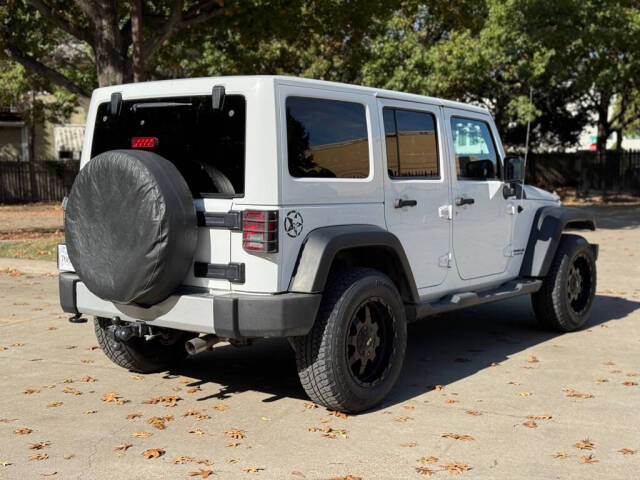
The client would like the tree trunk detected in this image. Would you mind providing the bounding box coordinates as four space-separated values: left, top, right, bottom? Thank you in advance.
28 91 39 202
131 0 144 82
615 128 623 151
92 1 126 86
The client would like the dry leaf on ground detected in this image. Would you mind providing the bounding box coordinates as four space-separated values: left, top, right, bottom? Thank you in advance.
400 441 417 447
415 467 435 476
29 441 50 450
225 429 245 439
47 401 62 408
619 448 635 455
126 413 142 419
527 414 552 420
102 392 125 404
115 443 132 451
441 433 474 441
243 467 264 473
552 452 568 459
581 454 599 464
418 456 438 464
28 453 49 461
188 469 214 478
465 410 482 416
143 448 165 459
14 427 32 434
440 462 472 474
574 439 595 450
131 432 152 438
523 420 537 428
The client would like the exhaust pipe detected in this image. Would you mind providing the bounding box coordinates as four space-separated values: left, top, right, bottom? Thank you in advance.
185 334 221 355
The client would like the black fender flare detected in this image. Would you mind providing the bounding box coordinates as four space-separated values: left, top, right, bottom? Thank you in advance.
288 224 419 303
519 206 596 278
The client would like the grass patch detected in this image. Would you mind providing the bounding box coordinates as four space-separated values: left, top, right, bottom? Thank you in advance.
0 233 63 261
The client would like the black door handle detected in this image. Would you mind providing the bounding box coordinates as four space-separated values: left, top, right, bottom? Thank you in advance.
394 198 417 208
455 197 475 206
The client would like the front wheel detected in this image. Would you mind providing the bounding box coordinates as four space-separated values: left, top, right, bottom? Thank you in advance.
291 268 407 413
532 234 597 332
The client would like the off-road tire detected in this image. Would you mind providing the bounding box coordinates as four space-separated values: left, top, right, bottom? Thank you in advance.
94 317 192 373
292 268 407 413
532 234 597 332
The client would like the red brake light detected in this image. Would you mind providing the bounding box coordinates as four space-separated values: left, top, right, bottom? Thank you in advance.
131 137 158 148
242 210 278 253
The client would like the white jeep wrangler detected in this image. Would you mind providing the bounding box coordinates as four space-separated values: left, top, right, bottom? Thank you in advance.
59 76 598 413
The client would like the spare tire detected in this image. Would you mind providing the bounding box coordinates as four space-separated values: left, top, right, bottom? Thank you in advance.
65 150 197 306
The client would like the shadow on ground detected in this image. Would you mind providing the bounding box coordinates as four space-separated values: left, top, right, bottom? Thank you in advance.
581 205 640 229
166 294 640 410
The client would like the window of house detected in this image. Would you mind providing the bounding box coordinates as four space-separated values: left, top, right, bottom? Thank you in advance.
286 96 370 179
383 108 439 178
450 117 499 180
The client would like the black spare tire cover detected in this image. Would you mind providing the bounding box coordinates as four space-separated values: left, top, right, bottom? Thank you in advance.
65 149 197 306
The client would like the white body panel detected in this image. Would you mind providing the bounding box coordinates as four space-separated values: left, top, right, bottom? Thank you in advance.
80 75 560 304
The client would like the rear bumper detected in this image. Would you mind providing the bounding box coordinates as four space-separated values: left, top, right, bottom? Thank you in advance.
59 273 320 338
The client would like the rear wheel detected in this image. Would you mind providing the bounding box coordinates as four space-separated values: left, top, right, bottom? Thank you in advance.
532 234 597 332
292 268 407 413
94 317 193 373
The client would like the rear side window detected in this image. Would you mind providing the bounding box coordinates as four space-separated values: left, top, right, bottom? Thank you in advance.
286 96 369 179
450 117 499 180
383 108 439 178
91 95 246 197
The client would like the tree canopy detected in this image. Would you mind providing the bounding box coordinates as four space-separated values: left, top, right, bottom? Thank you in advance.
1 0 639 151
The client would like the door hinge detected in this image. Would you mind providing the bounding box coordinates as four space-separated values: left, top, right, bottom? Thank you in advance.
438 204 453 220
439 252 452 268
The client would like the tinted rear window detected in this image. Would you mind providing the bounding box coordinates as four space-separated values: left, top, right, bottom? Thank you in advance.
286 96 370 179
91 95 246 197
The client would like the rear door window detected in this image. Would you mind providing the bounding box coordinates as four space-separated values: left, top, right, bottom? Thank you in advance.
286 96 370 179
91 95 246 197
450 117 499 180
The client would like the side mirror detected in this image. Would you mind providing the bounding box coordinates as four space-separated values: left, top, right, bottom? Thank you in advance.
504 155 525 183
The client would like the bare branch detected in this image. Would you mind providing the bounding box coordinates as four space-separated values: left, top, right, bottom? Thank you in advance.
27 0 93 45
2 39 90 102
141 0 224 58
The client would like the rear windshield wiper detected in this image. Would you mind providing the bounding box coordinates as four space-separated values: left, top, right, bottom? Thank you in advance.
131 102 192 112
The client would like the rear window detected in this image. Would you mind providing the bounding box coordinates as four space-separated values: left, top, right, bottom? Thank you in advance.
286 96 370 179
91 95 246 197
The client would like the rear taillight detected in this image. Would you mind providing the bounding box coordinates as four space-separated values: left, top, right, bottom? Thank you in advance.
131 137 158 148
242 210 278 253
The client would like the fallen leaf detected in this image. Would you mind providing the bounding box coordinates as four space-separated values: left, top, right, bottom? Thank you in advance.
81 376 96 383
227 458 240 464
212 403 228 411
303 402 318 409
415 467 435 476
62 386 81 395
226 442 240 447
434 385 444 391
187 386 202 394
393 416 413 422
622 381 637 386
518 392 532 397
143 448 165 459
60 378 74 384
440 462 472 474
80 359 93 364
47 401 63 408
40 472 57 476
581 454 599 464
188 428 205 435
0 461 11 467
595 378 608 383
14 427 32 434
86 345 99 351
30 441 51 450
126 413 142 419
188 469 214 478
445 399 457 404
490 362 500 367
243 467 264 473
329 410 348 419
563 387 594 399
115 443 132 451
523 420 537 428
131 375 144 380
619 448 635 455
225 429 245 439
465 410 482 416
552 452 568 459
440 433 474 441
28 453 49 461
527 355 539 363
401 441 417 447
527 414 552 420
603 361 615 366
102 392 125 404
418 456 438 464
24 388 41 394
574 439 595 450
63 454 73 460
131 432 152 438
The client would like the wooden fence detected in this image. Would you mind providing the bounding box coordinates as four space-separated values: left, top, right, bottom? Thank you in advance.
0 160 79 204
0 151 638 204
